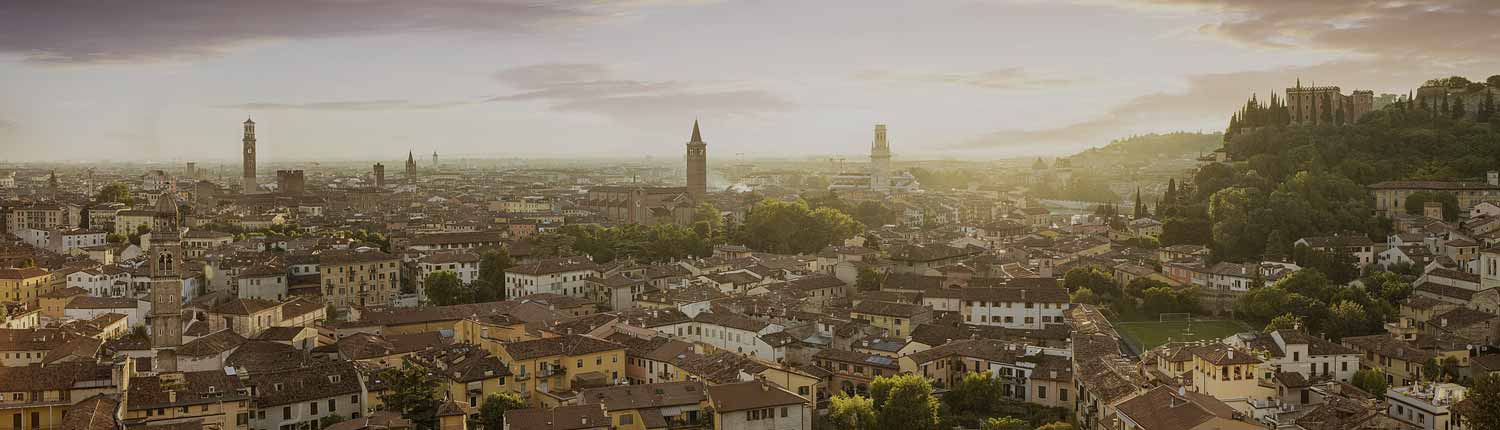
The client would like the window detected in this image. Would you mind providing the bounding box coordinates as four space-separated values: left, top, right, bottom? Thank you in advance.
577 359 584 368
283 407 291 420
1038 386 1047 399
350 395 359 404
1059 388 1069 402
310 402 319 415
781 407 788 417
620 415 634 425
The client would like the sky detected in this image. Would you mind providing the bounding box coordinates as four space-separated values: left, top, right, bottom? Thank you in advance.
0 0 1497 163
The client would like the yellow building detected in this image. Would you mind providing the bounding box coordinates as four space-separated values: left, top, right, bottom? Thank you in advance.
1343 334 1469 387
1369 179 1500 216
494 334 626 407
1186 344 1274 414
37 287 86 318
319 250 401 308
0 268 52 307
123 370 251 430
0 361 122 430
850 300 930 338
408 344 512 411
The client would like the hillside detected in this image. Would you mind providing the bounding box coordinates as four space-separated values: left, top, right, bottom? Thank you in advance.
1067 132 1223 164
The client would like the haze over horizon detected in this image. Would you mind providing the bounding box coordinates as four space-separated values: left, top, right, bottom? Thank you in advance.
1 0 1497 163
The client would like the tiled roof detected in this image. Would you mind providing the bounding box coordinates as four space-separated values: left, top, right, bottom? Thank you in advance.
705 380 806 412
500 334 623 361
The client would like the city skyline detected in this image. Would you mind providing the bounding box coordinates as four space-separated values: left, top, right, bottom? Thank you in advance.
1 1 1497 162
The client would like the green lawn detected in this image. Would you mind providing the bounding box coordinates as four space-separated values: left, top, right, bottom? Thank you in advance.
1114 320 1253 354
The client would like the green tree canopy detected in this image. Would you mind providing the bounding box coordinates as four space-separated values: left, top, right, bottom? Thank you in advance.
95 182 133 205
869 374 940 430
424 271 470 306
378 363 442 429
474 250 513 302
827 393 877 430
477 393 526 430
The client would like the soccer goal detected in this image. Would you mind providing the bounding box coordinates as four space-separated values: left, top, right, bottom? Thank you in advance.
1158 313 1194 323
1159 312 1196 336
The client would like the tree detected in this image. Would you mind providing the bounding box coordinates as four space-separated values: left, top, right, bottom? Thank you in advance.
1453 96 1468 119
424 271 470 306
1069 288 1100 305
95 182 133 205
692 202 724 243
1063 268 1120 301
474 250 513 302
1264 313 1303 332
1459 373 1500 429
1036 423 1075 430
379 363 442 430
943 372 1005 416
1351 369 1388 399
868 374 939 430
1324 300 1369 341
477 393 526 430
856 266 884 291
741 199 864 254
982 417 1027 430
826 394 877 430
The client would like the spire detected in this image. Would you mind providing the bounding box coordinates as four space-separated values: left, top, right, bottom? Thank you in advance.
408 151 414 162
690 120 703 143
244 116 254 124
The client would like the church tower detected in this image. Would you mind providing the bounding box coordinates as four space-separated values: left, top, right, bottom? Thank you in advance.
242 118 257 194
405 151 418 179
147 196 184 371
685 120 707 200
870 124 891 191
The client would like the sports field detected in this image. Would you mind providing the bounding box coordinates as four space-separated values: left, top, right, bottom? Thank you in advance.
1113 320 1253 354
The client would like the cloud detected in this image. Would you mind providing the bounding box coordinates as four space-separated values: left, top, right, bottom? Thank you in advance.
854 68 1084 89
956 59 1466 150
0 1 681 64
217 99 477 111
1120 0 1500 60
487 63 795 120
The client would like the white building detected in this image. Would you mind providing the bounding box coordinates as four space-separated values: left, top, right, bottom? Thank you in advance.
66 266 132 297
923 285 1071 330
674 311 785 363
415 252 480 301
236 264 289 301
504 256 598 299
706 380 812 430
1386 383 1466 430
1224 330 1361 384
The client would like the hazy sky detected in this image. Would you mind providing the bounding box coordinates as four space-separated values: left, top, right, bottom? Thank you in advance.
1 0 1497 163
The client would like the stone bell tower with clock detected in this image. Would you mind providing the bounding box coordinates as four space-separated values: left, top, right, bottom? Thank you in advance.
242 118 257 194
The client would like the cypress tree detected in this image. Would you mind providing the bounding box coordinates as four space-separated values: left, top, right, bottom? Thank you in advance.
1134 188 1144 218
1453 95 1467 120
1442 94 1450 114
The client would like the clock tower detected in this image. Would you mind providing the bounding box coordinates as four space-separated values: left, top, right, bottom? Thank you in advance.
242 118 257 194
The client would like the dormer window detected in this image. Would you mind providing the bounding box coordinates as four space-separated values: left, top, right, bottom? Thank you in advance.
274 383 284 391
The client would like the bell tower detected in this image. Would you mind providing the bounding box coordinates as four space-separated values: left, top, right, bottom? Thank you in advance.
147 201 184 370
685 120 707 200
242 118 257 194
